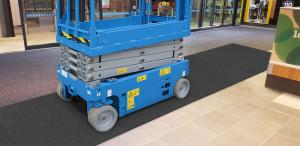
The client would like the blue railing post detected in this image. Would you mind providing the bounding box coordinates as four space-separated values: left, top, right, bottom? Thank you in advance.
146 0 152 23
140 0 146 24
90 0 97 47
75 0 80 36
176 0 180 20
56 0 61 38
66 0 71 33
187 0 192 28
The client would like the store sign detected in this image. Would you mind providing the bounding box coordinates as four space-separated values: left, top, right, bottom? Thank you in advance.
294 30 300 39
274 9 300 66
266 8 300 94
283 1 294 7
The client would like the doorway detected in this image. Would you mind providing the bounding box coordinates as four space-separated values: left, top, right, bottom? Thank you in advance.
191 0 241 29
19 0 58 50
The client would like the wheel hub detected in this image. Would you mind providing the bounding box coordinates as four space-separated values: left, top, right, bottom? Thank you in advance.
98 110 114 127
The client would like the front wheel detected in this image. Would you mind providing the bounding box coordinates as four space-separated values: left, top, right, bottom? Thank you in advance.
174 78 190 99
56 82 72 101
88 105 118 132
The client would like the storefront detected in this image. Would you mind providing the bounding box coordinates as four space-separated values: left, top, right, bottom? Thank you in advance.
240 0 299 25
191 0 243 30
0 0 260 50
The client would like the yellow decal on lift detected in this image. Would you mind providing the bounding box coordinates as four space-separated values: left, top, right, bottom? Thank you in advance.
137 75 147 82
127 88 140 110
62 31 73 39
117 67 128 74
160 67 171 76
78 37 88 44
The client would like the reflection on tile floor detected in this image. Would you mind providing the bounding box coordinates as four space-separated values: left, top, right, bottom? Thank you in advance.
274 93 300 111
99 73 300 146
0 34 25 53
0 28 55 54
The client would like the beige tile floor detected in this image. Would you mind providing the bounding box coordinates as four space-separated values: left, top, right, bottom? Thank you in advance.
0 26 55 54
0 34 25 53
99 72 300 146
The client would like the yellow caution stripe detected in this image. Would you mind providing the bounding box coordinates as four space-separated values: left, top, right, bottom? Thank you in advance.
61 31 90 46
77 37 90 46
62 31 73 39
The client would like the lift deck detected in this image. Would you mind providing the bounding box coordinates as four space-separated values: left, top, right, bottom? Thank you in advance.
56 0 192 132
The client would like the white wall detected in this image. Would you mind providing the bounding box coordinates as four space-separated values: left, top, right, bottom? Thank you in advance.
10 0 21 26
0 0 4 37
0 20 2 37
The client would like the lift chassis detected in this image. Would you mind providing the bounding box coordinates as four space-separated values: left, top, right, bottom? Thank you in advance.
56 0 192 132
58 59 189 122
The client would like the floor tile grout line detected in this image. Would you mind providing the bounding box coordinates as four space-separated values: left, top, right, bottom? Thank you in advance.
148 95 264 146
136 73 276 146
142 99 229 146
142 119 196 146
203 106 264 145
259 115 295 146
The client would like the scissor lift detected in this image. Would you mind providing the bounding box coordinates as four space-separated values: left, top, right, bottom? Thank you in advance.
56 0 192 132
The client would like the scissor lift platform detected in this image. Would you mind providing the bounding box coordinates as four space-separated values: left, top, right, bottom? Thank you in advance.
56 0 192 132
60 40 183 83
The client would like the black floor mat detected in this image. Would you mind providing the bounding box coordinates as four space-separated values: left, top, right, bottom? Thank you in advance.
0 44 271 146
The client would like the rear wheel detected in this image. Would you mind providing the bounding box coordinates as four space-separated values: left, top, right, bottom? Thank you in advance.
56 82 72 101
88 105 118 132
174 78 190 99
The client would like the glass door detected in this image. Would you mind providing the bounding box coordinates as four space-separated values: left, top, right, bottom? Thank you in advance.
213 0 223 26
235 0 243 25
191 0 202 29
190 0 240 29
202 0 214 27
222 0 234 25
23 0 56 48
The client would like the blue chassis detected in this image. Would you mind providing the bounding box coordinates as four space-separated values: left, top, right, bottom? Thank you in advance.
57 60 189 117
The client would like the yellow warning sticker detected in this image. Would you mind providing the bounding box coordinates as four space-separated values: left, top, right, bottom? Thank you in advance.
117 67 128 74
159 67 171 76
137 75 147 82
127 88 140 110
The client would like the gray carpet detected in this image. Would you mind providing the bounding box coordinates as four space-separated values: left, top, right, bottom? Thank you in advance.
0 44 271 146
0 26 275 107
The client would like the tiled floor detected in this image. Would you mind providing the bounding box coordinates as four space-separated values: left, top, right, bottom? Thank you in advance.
99 73 300 146
0 34 25 53
0 26 55 54
1 25 299 145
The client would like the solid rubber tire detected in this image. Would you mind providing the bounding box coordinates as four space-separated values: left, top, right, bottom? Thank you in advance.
56 82 72 101
88 105 118 132
174 78 190 99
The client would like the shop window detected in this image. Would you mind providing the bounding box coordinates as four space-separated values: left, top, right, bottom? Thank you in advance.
245 0 271 24
96 0 139 20
152 0 176 18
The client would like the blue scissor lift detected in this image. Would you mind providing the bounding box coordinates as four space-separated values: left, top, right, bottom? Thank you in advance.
56 0 192 132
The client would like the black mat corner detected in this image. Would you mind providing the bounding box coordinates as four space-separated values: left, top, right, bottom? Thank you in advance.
0 44 271 146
